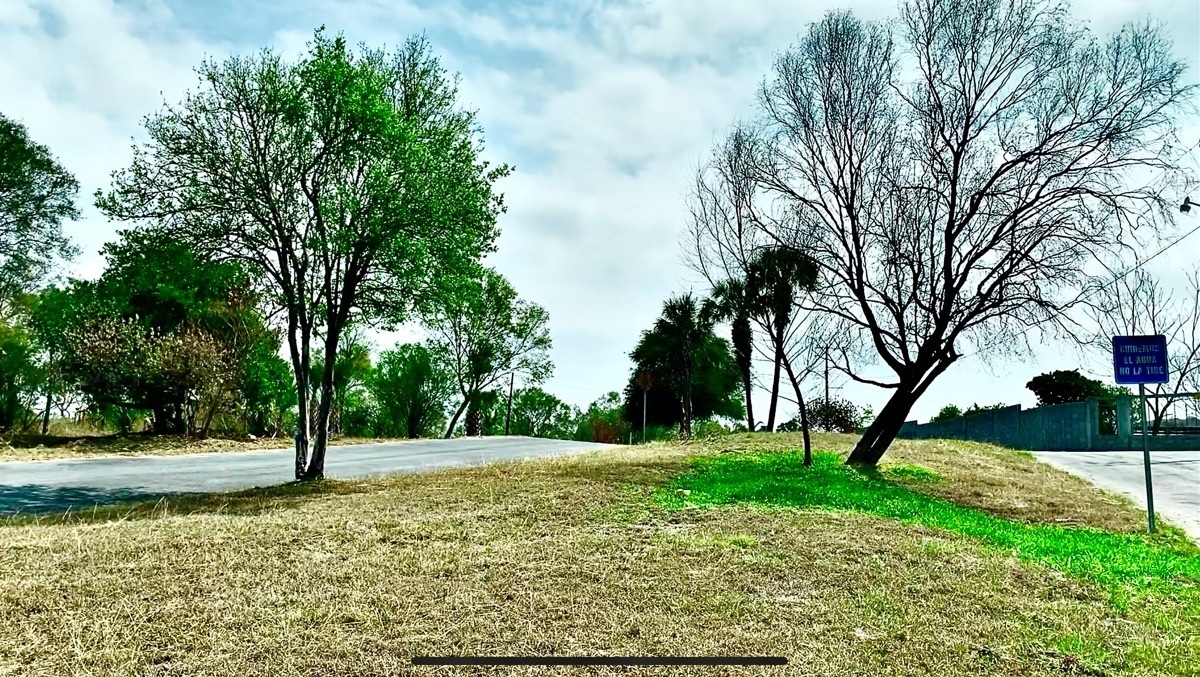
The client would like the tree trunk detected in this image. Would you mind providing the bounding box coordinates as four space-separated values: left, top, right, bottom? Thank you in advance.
305 382 333 480
40 390 52 436
1150 399 1166 435
200 399 219 438
846 385 918 466
286 315 313 480
465 396 481 436
444 395 469 438
685 385 694 438
302 335 340 481
781 354 812 466
731 313 755 431
847 356 955 466
678 395 688 438
766 329 783 432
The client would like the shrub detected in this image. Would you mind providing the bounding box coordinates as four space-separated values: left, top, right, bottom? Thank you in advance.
964 402 1007 415
340 389 380 438
693 419 731 439
929 404 963 423
807 396 864 433
776 418 804 433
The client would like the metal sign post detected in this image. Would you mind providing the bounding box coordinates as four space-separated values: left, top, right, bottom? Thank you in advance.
1139 383 1155 533
1112 334 1169 534
635 371 654 444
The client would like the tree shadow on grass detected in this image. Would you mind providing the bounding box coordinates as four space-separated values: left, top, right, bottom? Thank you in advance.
0 479 374 527
1 453 698 527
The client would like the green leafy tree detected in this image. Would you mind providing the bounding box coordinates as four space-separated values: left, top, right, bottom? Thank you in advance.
370 343 453 438
462 389 506 437
575 391 628 444
339 388 380 438
0 112 79 315
310 338 372 436
427 268 552 438
61 317 155 432
0 321 40 432
701 278 756 432
649 293 707 438
102 232 266 435
509 387 575 439
1026 370 1109 406
239 340 297 437
1028 370 1132 435
747 248 819 434
61 317 232 435
96 29 508 480
28 286 87 434
624 294 744 438
747 247 821 465
39 231 275 436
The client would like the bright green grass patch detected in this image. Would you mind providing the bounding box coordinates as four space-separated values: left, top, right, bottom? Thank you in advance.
882 464 942 483
659 451 1200 595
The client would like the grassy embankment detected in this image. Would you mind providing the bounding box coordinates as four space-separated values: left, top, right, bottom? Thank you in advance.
0 433 1196 676
0 419 407 462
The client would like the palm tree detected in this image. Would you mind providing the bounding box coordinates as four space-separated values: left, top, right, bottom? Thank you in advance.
311 340 372 435
701 278 756 432
654 293 713 438
748 247 819 464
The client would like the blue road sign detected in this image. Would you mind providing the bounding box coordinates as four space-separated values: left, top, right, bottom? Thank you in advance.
1112 334 1169 384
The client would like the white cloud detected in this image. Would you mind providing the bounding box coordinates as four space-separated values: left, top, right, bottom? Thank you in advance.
0 0 226 277
2 0 1197 422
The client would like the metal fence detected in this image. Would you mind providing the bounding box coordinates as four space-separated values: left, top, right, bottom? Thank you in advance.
1097 392 1200 437
1138 392 1200 436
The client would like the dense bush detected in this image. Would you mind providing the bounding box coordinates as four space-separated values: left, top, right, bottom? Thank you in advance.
692 419 732 439
929 405 963 423
509 387 576 439
575 391 629 443
340 389 380 438
929 402 1007 424
622 295 744 437
806 396 865 433
964 402 1008 415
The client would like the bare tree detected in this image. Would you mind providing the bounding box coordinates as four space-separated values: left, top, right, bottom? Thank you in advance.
686 130 772 427
687 130 869 467
743 0 1194 465
1085 266 1200 431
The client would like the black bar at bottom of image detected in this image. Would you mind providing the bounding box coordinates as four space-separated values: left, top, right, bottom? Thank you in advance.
412 656 787 666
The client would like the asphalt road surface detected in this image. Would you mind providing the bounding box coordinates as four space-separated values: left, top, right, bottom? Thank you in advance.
0 437 615 516
1032 450 1200 541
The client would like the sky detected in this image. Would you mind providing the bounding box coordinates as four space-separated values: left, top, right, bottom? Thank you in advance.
1 0 1198 425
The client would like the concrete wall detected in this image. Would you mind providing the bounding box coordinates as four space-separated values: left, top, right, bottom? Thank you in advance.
897 398 1200 451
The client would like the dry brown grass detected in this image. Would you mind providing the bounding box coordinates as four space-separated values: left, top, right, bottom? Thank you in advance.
0 436 1192 676
0 432 407 462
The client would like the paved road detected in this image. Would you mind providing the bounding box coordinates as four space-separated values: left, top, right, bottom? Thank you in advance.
0 437 615 516
1032 450 1200 540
